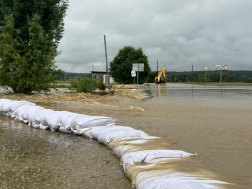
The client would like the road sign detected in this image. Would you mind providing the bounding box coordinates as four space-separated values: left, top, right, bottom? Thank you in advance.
132 63 144 85
132 63 144 72
131 70 136 77
215 65 228 69
204 66 209 70
215 65 228 86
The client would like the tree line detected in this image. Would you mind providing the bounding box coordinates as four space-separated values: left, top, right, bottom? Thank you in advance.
163 71 252 83
0 0 68 94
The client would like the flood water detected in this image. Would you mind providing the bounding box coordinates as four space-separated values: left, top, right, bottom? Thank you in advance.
145 83 252 109
0 83 252 189
0 116 131 189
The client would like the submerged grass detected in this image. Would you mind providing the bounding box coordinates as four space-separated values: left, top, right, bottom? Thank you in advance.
183 82 252 85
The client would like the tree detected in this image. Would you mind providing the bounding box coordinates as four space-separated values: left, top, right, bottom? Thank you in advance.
169 73 175 82
0 14 60 93
242 75 247 82
147 71 158 83
109 46 151 84
197 73 203 83
0 0 68 50
0 0 68 93
227 73 236 82
54 69 65 80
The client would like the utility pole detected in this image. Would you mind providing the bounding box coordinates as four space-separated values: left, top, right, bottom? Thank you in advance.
192 63 194 82
104 35 110 88
220 64 222 87
157 60 158 76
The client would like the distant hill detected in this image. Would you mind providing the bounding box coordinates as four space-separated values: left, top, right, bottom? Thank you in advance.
63 72 90 80
166 70 252 82
61 70 252 82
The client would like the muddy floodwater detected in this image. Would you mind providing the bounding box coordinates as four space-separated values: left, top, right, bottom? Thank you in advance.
1 83 252 189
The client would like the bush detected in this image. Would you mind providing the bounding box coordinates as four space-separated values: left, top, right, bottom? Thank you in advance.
70 79 78 88
76 77 99 94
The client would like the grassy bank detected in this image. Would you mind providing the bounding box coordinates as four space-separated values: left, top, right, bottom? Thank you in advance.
183 82 252 85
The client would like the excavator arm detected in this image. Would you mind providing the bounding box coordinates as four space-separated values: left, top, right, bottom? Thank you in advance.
155 66 166 83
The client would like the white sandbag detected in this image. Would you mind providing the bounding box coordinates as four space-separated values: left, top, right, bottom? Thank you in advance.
72 129 82 135
0 99 11 108
0 99 12 112
13 105 35 122
39 124 50 130
59 126 73 134
82 128 92 138
58 112 82 129
108 136 160 150
27 106 45 126
75 127 92 135
114 145 137 158
90 125 134 139
121 150 195 171
2 100 35 114
32 109 55 128
70 115 116 130
97 130 148 145
135 171 227 189
22 105 45 123
44 111 70 131
113 138 175 158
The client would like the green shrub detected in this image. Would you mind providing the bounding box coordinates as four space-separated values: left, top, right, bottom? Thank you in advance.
77 77 99 94
98 80 107 90
70 79 78 88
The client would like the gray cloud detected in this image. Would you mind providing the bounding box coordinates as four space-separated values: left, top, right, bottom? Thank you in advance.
55 0 252 73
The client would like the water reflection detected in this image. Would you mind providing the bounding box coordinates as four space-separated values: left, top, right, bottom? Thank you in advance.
192 85 194 98
157 84 166 97
145 83 252 109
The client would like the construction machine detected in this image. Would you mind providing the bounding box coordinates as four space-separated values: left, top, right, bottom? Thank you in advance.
155 66 166 83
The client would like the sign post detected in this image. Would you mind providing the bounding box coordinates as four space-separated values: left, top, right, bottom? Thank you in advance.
131 70 136 84
132 63 144 86
215 65 228 86
204 66 209 85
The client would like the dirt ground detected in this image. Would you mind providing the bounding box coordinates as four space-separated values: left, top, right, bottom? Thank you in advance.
0 85 251 189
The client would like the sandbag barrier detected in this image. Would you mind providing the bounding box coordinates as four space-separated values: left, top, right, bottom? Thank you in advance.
0 99 228 189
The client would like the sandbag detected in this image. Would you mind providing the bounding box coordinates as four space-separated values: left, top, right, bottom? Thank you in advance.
75 127 92 135
113 138 173 158
108 136 160 150
135 171 227 189
72 129 82 135
0 99 12 113
22 105 45 123
44 111 70 131
90 125 134 139
70 115 116 130
58 112 82 129
121 150 195 171
32 109 55 128
39 124 50 130
82 128 93 138
59 126 73 134
2 100 35 114
27 106 46 126
13 105 35 122
97 130 148 145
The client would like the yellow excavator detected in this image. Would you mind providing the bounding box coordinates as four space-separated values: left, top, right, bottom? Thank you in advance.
155 66 166 83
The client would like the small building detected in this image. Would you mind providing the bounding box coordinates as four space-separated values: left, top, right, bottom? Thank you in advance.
90 71 114 85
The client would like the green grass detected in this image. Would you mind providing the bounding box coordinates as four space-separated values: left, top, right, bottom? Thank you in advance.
50 80 72 88
184 82 252 85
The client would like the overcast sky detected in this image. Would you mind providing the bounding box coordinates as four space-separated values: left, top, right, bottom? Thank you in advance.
55 0 252 73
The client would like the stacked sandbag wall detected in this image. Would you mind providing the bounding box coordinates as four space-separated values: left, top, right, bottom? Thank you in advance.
0 99 228 189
